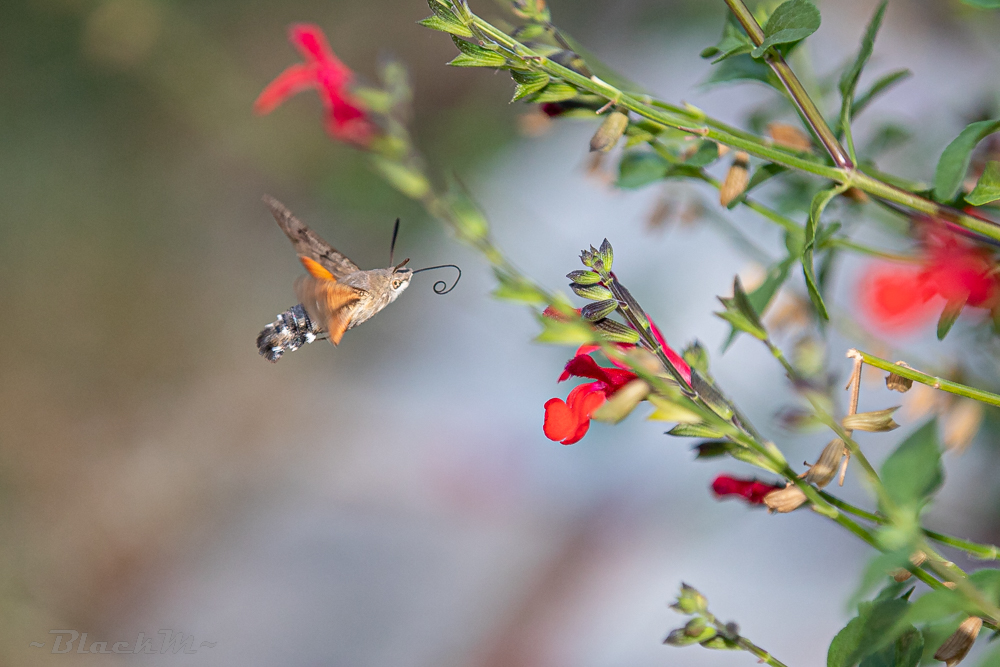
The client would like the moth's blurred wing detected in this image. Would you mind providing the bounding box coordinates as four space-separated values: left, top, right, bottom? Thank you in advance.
294 276 364 345
264 195 361 280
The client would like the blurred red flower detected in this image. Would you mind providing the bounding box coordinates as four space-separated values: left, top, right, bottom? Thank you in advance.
541 314 691 445
858 221 1000 332
254 24 376 146
711 475 782 505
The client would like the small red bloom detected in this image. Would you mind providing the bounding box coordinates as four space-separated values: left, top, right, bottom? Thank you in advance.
858 220 1000 333
711 475 783 505
255 24 376 146
541 312 690 444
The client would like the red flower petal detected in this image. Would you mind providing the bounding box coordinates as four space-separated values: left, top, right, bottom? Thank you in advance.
543 397 577 443
543 383 607 445
857 263 937 332
711 475 782 505
649 319 691 384
289 24 350 81
559 354 636 394
253 64 320 115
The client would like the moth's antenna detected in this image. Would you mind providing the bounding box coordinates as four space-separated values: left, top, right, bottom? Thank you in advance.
389 218 401 265
412 264 462 294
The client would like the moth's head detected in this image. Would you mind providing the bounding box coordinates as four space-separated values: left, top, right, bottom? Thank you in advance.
388 259 413 302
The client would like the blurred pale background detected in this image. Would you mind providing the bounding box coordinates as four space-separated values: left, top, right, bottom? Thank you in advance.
2 0 1000 665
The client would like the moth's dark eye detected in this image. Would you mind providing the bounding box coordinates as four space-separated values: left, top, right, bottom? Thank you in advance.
392 280 401 289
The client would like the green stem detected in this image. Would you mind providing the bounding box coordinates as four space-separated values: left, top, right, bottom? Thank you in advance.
463 11 1000 243
736 638 790 667
820 493 1000 560
850 349 1000 408
721 0 852 169
697 172 918 262
924 530 1000 560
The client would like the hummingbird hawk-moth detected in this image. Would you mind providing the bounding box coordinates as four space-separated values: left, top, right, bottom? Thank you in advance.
256 196 458 362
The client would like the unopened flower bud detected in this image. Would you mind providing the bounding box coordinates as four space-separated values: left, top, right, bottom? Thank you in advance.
593 318 641 343
566 270 602 285
592 379 650 424
581 299 618 321
719 152 750 207
934 616 983 667
804 439 846 489
766 122 813 152
589 110 629 153
670 583 708 614
842 407 901 432
597 238 614 271
763 484 808 513
572 282 614 301
580 248 595 267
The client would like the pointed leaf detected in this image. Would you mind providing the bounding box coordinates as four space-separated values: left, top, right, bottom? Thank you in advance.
510 70 550 102
417 14 473 37
750 0 822 58
802 184 848 319
852 69 911 117
617 151 670 189
933 119 1000 202
967 160 1000 205
880 420 943 509
839 2 887 160
937 297 966 340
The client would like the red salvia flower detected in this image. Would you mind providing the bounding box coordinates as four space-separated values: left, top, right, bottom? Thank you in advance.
255 24 376 147
541 312 691 445
858 219 1000 332
711 475 783 505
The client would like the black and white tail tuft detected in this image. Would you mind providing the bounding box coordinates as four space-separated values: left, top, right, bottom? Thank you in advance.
256 304 324 362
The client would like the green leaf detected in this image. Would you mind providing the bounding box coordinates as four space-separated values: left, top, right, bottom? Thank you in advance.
839 1 887 103
531 82 579 103
970 569 1000 605
617 152 670 189
967 161 1000 205
702 19 755 63
852 69 911 117
960 0 1000 7
369 156 431 199
703 54 780 88
904 587 975 624
716 277 768 341
417 14 474 37
839 2 887 162
750 0 822 59
722 257 793 350
746 163 788 194
857 628 923 667
802 184 848 319
683 141 721 167
448 35 507 68
828 598 911 667
933 118 1000 202
937 297 966 340
880 420 943 509
510 70 550 102
492 269 547 305
535 315 596 345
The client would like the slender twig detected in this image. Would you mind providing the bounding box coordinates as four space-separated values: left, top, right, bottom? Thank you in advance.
721 0 853 169
464 11 1000 243
850 349 1000 408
